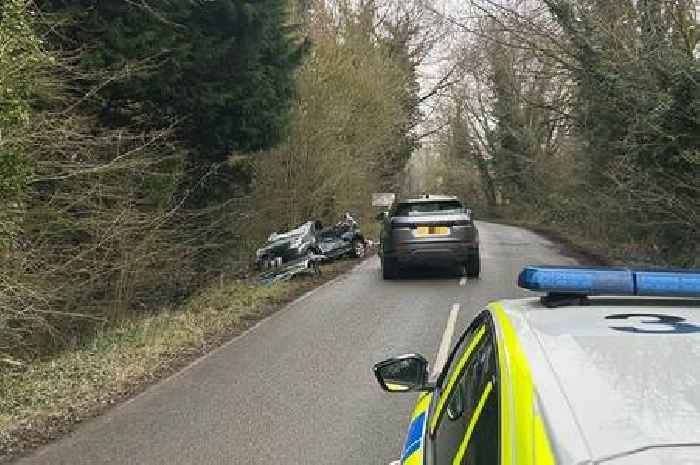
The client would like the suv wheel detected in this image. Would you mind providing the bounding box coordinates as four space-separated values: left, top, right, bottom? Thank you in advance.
382 257 399 280
466 249 481 279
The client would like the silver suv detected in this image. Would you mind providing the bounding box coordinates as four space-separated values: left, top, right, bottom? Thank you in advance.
377 195 480 279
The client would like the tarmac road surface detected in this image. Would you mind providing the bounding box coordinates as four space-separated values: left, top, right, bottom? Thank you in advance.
16 222 578 465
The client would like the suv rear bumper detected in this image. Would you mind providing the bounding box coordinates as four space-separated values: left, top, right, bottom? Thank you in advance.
383 241 478 265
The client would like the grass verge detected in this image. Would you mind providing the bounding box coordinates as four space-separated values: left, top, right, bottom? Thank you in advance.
0 258 362 463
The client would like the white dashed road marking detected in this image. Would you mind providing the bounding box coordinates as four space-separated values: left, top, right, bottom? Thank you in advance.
431 303 461 380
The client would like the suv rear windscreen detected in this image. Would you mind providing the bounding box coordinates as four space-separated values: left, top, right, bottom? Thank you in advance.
395 201 464 216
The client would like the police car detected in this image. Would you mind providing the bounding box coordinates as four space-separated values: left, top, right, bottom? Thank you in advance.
373 266 700 465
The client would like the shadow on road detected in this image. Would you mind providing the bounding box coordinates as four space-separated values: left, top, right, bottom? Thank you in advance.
387 265 464 282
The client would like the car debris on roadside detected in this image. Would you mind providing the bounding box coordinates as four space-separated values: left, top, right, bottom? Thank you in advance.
255 213 368 285
258 252 326 286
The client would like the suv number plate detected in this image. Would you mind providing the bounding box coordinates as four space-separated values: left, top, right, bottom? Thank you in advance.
416 226 450 236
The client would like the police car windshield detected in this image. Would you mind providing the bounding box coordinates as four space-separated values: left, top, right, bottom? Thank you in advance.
396 201 464 216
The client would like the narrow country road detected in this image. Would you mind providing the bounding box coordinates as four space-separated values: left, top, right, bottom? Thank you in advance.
16 222 579 465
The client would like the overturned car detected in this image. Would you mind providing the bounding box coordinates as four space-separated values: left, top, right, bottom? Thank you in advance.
255 213 367 277
255 221 322 270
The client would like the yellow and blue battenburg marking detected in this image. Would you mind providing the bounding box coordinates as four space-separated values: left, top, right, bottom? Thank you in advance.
401 393 432 465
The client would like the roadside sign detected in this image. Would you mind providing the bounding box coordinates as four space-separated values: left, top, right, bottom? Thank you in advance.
372 193 395 208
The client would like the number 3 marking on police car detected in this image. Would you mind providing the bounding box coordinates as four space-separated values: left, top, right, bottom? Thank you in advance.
606 314 700 334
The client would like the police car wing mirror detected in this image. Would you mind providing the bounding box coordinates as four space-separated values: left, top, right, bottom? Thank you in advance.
373 354 432 393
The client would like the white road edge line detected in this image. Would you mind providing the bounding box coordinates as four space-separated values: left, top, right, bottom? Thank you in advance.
459 277 467 287
431 303 461 380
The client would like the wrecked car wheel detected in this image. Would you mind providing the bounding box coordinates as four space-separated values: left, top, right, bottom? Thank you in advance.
352 239 366 258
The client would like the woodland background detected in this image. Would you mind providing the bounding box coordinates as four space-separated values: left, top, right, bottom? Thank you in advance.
1 0 698 360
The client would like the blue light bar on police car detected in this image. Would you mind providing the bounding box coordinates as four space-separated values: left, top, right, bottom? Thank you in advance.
518 266 700 297
518 266 635 295
636 270 700 297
